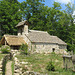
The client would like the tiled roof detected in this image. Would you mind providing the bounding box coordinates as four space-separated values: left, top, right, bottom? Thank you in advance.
26 30 67 45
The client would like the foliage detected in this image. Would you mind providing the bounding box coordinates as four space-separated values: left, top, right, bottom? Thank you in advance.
0 0 22 38
20 43 28 55
46 60 55 71
0 45 10 54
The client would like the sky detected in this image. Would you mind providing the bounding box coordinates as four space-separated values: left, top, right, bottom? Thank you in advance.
18 0 75 10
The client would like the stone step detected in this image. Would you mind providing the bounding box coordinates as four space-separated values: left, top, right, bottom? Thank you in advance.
14 69 20 73
0 61 2 65
20 61 28 65
0 65 2 68
0 69 2 71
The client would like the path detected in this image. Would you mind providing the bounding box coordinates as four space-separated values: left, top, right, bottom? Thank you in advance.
5 61 12 75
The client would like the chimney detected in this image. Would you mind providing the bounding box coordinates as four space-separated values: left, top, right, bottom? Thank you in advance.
24 24 28 34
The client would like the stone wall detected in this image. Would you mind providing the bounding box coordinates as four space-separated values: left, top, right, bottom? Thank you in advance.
31 43 67 54
63 55 74 70
18 26 24 36
0 59 3 75
14 56 40 75
18 24 28 36
59 45 67 49
21 34 67 54
24 25 28 34
22 35 32 51
31 43 59 54
11 50 41 75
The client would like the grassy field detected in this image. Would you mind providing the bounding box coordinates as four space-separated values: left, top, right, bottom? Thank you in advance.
16 53 75 75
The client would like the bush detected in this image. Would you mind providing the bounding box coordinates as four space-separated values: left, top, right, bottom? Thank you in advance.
46 60 55 71
0 45 10 54
20 43 28 55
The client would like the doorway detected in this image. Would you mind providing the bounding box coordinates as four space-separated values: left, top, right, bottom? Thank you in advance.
52 48 55 52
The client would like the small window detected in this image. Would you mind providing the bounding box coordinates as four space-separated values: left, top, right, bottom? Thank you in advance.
52 48 55 52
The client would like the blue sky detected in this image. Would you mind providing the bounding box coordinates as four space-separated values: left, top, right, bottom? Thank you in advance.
18 0 74 10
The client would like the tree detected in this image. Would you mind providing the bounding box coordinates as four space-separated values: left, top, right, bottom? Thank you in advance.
21 0 46 30
46 2 62 35
63 3 75 51
0 0 22 38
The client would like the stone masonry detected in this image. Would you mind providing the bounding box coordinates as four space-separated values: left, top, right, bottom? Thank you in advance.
0 58 3 75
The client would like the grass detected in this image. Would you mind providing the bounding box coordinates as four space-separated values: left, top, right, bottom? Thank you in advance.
11 61 14 75
0 53 7 75
0 52 14 75
16 53 75 75
0 53 6 61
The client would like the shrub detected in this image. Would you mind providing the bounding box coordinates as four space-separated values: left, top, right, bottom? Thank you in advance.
20 43 28 55
0 45 10 54
51 52 55 54
46 60 55 71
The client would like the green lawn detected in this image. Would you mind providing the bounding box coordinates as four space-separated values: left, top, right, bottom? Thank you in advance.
16 53 75 75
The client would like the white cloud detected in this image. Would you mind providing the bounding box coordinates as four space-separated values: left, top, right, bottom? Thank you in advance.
55 0 72 4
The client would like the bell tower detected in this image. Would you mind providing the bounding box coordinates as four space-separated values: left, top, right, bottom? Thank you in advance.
16 20 29 36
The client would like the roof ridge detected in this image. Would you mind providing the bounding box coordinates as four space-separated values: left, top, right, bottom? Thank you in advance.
29 30 47 33
16 20 28 27
4 35 21 37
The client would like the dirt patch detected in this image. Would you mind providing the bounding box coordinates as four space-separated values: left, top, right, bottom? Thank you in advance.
5 61 12 75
